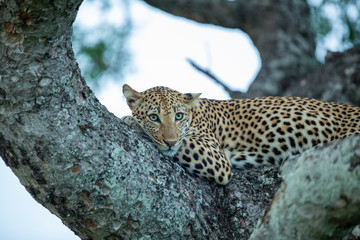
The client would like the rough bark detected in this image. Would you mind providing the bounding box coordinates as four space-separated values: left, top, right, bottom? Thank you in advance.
143 0 318 98
140 1 360 239
0 1 278 239
1 1 359 240
284 45 360 106
250 135 360 240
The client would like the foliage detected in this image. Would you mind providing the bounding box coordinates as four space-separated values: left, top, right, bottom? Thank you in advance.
72 0 132 91
308 0 360 59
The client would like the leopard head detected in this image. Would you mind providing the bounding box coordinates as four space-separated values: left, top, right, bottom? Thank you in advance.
123 84 201 156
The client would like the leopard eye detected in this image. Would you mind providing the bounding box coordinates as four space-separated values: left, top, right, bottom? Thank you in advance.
149 114 159 122
175 112 184 121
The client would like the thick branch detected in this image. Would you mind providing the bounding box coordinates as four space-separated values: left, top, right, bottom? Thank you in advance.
250 135 360 240
0 1 278 239
284 45 360 106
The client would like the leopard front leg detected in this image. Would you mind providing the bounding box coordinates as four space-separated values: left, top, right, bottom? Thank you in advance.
121 115 144 133
174 134 233 185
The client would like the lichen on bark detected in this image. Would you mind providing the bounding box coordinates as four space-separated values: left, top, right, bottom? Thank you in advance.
0 1 277 239
1 1 359 239
250 135 360 240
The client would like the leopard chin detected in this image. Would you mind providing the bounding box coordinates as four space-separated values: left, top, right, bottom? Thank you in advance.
159 149 178 157
156 142 182 156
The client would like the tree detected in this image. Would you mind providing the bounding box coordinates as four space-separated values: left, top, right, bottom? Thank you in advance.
0 1 359 239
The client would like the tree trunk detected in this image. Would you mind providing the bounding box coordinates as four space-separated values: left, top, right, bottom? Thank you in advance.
1 1 359 240
0 1 278 239
143 0 318 98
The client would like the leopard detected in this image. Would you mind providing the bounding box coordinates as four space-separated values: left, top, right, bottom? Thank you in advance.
122 84 360 185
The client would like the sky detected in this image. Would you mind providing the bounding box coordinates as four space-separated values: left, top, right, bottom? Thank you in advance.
92 1 261 118
0 0 349 239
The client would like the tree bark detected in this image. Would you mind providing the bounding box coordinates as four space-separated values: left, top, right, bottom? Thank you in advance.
1 1 359 240
250 135 360 240
284 45 360 106
0 1 278 239
140 1 360 239
143 0 318 98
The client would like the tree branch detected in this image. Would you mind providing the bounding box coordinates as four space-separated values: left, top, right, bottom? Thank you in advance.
284 46 360 106
186 58 240 98
0 1 278 239
250 135 360 240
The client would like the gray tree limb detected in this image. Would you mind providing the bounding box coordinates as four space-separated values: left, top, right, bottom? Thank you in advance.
0 1 278 239
284 46 360 106
250 135 360 240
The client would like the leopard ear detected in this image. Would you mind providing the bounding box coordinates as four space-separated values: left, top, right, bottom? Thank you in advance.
123 84 143 110
182 92 201 107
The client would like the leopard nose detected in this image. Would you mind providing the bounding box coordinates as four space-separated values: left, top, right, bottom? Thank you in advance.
164 140 177 147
